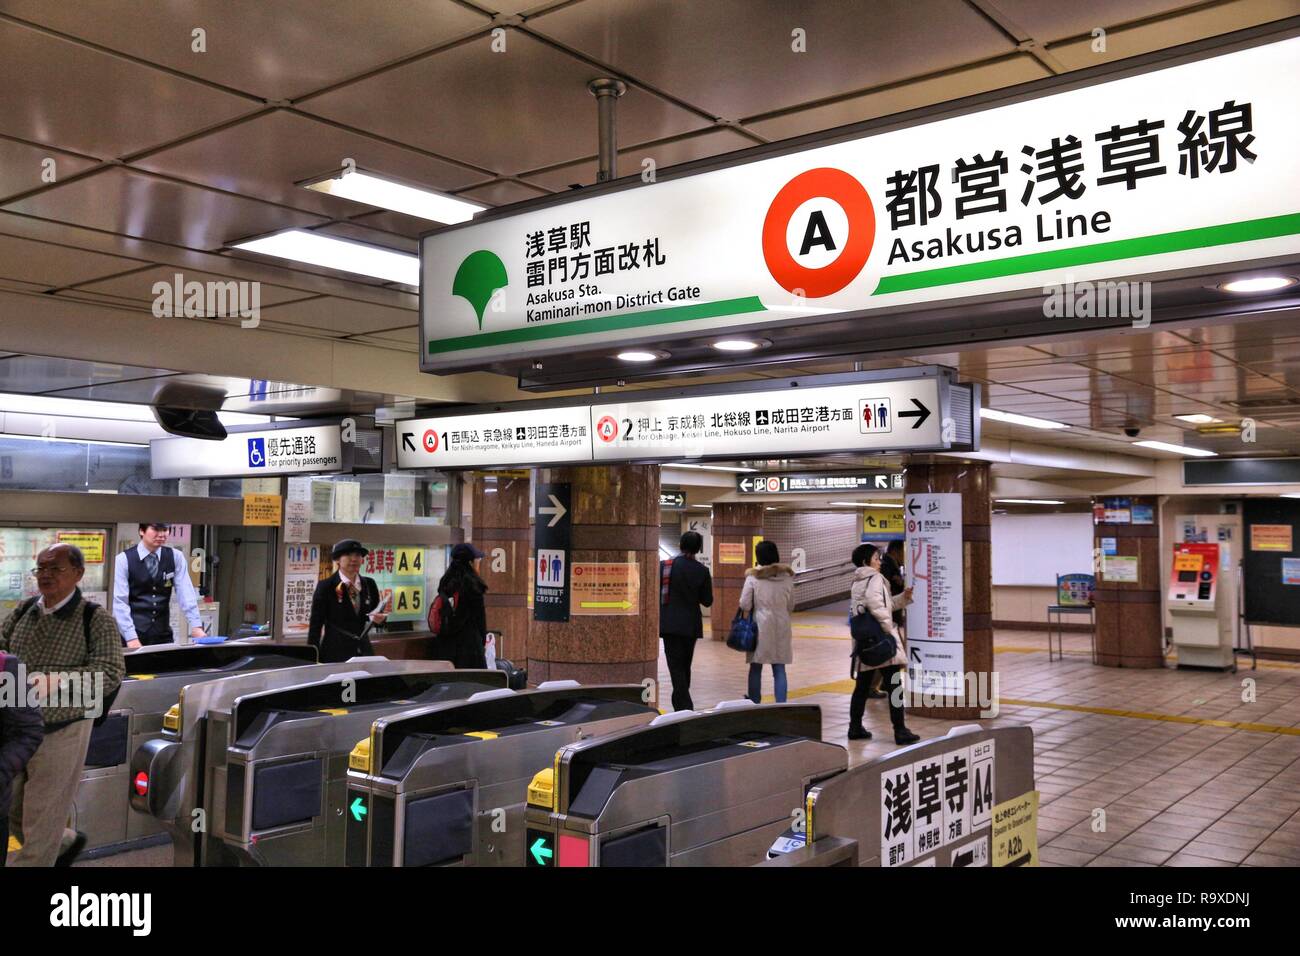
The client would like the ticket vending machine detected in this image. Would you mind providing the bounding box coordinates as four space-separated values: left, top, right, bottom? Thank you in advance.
1168 537 1236 670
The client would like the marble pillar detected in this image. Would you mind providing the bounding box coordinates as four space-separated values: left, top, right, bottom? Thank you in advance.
1093 496 1164 668
709 503 765 640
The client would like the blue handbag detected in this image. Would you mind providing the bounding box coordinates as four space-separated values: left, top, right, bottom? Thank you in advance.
727 608 758 652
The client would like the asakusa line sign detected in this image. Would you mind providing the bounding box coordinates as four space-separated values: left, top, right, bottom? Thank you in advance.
419 31 1300 371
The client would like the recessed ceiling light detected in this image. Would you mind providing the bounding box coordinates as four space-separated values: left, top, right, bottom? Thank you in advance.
979 408 1069 429
1219 276 1297 294
995 498 1067 505
667 462 759 473
712 338 769 352
301 168 486 224
616 349 669 363
1 433 145 448
1133 439 1216 457
232 230 419 285
1175 414 1222 424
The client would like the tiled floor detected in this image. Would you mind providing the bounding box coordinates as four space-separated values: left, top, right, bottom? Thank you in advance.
667 601 1300 867
18 603 1299 867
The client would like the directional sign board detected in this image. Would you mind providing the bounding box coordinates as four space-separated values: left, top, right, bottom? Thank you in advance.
905 493 965 696
534 482 571 622
737 472 903 494
396 368 976 471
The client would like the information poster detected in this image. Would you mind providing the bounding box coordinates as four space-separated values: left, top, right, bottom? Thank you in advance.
1102 555 1140 583
282 544 322 636
571 562 640 615
243 493 282 526
311 480 336 522
56 531 105 564
682 516 712 570
718 542 746 565
284 499 311 543
383 474 417 524
362 546 427 622
1130 503 1155 525
1056 573 1094 607
904 493 964 695
1250 524 1293 552
0 527 110 611
1282 557 1300 586
334 481 361 523
991 791 1039 867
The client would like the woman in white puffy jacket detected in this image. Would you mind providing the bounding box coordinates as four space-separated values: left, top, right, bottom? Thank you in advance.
848 543 920 744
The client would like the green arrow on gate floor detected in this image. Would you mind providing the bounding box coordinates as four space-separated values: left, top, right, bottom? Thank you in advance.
350 796 368 822
530 837 553 865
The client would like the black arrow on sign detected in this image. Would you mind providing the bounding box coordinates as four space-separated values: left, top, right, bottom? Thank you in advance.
907 499 920 515
401 432 416 452
898 398 931 429
910 647 922 664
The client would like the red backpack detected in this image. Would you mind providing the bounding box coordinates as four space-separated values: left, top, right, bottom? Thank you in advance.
426 589 458 637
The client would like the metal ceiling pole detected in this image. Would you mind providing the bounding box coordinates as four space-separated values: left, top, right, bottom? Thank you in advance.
588 78 626 182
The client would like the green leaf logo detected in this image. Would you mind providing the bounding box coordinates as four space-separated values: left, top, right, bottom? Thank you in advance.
452 250 508 329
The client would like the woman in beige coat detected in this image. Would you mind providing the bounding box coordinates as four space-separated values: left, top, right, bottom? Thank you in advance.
738 540 794 703
848 542 920 744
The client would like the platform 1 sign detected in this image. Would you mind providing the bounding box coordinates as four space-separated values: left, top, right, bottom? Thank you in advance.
904 493 965 696
420 32 1300 372
397 370 969 471
738 471 903 494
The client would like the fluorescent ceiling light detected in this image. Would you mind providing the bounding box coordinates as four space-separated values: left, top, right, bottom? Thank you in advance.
1219 276 1297 294
617 350 668 363
302 169 485 224
1 432 145 448
995 498 1066 505
232 230 418 285
1175 414 1222 424
1282 494 1300 499
689 504 712 509
830 501 899 507
0 394 279 426
712 338 766 352
980 407 1069 430
667 462 759 473
1133 439 1216 457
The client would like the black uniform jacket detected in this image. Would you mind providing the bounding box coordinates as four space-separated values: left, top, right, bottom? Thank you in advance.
307 572 381 663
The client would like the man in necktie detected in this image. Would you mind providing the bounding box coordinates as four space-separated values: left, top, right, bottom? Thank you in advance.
112 522 206 649
307 539 389 663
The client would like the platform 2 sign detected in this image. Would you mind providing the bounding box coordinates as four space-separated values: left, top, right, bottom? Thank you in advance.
534 482 571 622
420 33 1300 373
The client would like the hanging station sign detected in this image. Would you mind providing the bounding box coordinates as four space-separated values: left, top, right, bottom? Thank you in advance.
151 424 344 479
419 31 1300 372
737 471 903 494
395 368 976 470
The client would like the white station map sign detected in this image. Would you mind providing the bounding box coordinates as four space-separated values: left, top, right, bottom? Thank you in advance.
421 33 1300 370
396 373 954 470
905 493 966 695
151 424 343 479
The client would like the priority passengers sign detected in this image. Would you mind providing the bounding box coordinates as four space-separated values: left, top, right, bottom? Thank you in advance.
419 33 1300 372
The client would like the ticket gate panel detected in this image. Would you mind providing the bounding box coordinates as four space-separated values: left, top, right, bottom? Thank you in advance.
75 643 317 856
129 657 453 866
800 725 1035 867
219 670 506 866
528 704 846 867
348 685 658 867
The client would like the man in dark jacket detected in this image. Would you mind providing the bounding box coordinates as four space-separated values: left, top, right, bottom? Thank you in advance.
307 539 388 663
659 531 713 711
1 650 44 867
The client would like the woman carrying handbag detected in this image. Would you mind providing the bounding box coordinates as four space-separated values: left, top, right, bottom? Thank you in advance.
847 543 920 744
737 540 794 703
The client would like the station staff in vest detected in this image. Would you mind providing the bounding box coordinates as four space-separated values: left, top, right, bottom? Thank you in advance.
112 522 205 649
307 539 388 663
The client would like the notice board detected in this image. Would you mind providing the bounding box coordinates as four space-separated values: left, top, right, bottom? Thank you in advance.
1242 498 1300 626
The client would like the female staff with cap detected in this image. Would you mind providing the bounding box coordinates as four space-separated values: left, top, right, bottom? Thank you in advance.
433 543 488 669
307 539 388 663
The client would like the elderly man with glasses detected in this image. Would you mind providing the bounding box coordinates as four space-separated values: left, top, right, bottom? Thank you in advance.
0 543 124 866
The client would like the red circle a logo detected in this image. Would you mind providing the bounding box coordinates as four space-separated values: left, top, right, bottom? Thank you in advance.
423 430 439 453
762 167 875 297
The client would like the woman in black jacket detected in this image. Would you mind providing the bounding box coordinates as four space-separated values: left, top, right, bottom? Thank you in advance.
1 650 44 866
434 543 488 669
659 531 714 711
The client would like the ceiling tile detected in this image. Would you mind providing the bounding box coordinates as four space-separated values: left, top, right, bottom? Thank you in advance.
993 0 1208 43
0 233 149 287
455 179 555 207
255 295 415 335
0 19 256 158
72 265 316 307
2 167 328 250
299 29 711 173
348 209 443 239
0 137 101 204
520 128 758 191
747 56 1050 141
530 0 1017 121
313 221 418 255
0 0 491 101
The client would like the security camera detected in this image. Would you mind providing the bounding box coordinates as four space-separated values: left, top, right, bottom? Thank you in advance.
1123 425 1141 438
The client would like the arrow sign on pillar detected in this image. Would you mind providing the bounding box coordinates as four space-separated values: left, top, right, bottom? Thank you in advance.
740 477 753 492
907 499 920 515
350 796 368 822
401 432 416 452
898 398 931 429
538 494 567 528
911 647 923 665
530 837 553 865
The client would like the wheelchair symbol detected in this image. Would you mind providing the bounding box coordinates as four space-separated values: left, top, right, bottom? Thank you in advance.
247 437 266 468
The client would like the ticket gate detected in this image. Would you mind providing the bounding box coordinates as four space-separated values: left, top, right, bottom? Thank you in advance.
218 667 508 866
130 657 453 866
346 682 658 867
763 725 1036 867
77 643 317 857
524 702 846 867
